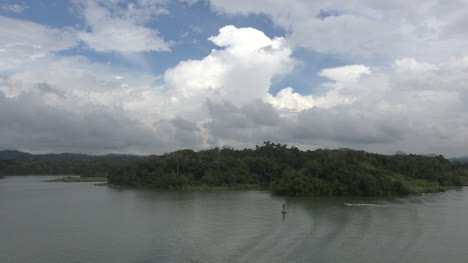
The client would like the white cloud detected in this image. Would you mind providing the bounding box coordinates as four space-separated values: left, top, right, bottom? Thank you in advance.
209 25 275 52
266 65 370 111
392 58 439 74
318 65 371 83
0 17 76 51
0 16 77 71
76 0 171 52
265 87 315 112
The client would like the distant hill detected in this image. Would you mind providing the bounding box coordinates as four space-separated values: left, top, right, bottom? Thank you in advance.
0 150 142 176
0 150 141 161
450 157 468 163
0 150 33 160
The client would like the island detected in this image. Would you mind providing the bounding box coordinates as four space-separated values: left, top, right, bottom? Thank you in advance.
107 142 468 196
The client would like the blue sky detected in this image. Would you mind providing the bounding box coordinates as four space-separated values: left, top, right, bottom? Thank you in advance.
1 0 468 156
0 0 349 96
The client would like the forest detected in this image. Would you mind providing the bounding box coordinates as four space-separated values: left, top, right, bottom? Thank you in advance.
106 142 468 196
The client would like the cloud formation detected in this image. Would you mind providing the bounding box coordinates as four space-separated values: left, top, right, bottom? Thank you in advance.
164 25 294 112
0 2 467 157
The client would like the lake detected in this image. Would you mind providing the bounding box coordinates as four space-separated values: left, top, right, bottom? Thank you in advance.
1 176 467 263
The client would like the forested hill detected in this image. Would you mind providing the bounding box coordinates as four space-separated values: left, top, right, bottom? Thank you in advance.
108 142 468 196
0 150 141 176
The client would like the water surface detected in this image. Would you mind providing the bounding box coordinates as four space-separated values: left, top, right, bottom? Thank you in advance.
1 176 467 263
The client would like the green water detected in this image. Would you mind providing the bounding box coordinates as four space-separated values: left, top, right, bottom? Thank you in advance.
1 176 467 263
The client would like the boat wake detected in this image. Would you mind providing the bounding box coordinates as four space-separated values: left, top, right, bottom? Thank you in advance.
344 203 388 207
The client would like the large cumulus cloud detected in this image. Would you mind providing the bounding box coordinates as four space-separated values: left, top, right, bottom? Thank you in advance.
165 25 294 110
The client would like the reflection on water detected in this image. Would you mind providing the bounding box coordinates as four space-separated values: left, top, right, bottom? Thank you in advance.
0 176 467 263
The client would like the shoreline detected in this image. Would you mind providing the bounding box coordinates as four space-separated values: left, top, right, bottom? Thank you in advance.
95 183 264 191
3 174 466 196
46 176 107 183
94 182 467 196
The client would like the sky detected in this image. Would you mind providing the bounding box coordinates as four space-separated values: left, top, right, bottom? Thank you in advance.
0 0 467 157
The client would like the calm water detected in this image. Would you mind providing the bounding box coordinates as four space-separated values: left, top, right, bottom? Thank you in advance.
1 176 467 263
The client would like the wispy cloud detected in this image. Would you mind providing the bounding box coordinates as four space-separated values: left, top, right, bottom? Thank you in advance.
75 0 172 53
1 3 28 13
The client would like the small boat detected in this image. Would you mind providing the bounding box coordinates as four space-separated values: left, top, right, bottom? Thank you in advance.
344 202 359 206
282 203 287 214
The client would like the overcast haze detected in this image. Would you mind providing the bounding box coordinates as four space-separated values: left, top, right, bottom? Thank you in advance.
0 0 467 157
